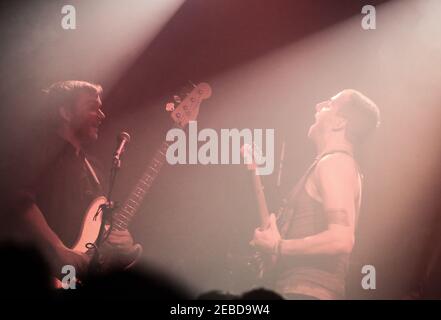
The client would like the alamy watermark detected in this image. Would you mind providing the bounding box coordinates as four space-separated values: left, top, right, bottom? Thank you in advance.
361 5 376 30
61 264 77 289
361 264 376 290
165 121 275 175
61 5 76 30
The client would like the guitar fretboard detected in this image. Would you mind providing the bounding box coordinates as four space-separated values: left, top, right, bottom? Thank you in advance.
112 140 171 231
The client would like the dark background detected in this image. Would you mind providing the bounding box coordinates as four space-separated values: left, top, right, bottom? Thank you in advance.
1 0 441 298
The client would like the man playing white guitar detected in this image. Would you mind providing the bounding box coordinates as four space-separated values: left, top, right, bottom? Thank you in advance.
12 81 136 281
251 89 380 299
10 80 211 288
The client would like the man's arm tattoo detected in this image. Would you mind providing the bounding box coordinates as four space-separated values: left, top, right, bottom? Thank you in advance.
326 209 350 226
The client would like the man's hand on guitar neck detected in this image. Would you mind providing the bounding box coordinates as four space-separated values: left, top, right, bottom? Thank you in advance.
250 213 281 255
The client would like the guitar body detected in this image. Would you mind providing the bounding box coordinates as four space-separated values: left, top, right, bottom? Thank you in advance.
72 196 107 253
73 196 143 267
54 196 143 288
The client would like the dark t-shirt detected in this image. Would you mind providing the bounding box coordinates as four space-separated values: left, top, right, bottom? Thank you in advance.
12 133 104 247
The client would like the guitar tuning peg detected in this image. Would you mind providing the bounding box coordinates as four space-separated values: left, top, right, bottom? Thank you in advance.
165 102 175 112
173 95 182 104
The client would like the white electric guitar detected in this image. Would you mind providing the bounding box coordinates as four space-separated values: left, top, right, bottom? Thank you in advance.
58 83 212 285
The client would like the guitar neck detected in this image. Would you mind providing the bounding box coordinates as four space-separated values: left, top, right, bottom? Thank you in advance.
250 171 270 229
109 82 211 231
112 139 170 231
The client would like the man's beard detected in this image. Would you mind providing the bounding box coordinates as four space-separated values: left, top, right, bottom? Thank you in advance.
76 125 98 146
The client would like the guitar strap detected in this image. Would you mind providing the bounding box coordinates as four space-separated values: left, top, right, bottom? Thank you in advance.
84 157 101 187
79 149 103 195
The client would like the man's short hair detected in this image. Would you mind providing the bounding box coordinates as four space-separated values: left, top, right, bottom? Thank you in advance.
43 80 103 120
338 89 380 144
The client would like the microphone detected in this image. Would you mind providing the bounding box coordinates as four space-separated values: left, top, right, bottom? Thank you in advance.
108 132 130 199
114 131 131 162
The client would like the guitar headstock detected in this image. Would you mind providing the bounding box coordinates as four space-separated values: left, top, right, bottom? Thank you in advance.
166 82 212 128
241 143 263 171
